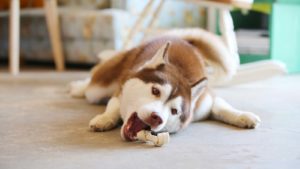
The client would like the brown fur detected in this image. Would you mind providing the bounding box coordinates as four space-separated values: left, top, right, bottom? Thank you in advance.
83 29 261 139
166 28 237 83
89 36 208 126
91 37 206 86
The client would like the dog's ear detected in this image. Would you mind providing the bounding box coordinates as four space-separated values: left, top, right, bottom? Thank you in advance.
141 42 171 70
191 77 208 100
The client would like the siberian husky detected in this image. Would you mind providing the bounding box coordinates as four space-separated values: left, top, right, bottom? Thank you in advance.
70 29 260 141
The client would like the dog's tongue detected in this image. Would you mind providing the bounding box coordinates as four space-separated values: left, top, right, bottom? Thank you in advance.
123 112 150 141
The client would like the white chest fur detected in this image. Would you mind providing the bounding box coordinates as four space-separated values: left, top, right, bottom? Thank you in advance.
193 93 213 122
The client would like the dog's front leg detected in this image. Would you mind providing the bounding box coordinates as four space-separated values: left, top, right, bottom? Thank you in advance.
89 96 121 131
211 97 261 128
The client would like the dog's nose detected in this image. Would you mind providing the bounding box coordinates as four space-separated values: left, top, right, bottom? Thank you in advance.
146 112 162 128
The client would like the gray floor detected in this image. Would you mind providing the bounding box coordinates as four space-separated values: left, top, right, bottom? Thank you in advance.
0 72 300 169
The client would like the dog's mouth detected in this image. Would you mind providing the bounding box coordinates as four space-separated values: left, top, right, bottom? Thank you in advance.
123 112 151 141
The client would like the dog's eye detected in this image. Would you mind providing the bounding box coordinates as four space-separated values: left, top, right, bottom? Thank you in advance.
151 87 160 97
171 108 178 115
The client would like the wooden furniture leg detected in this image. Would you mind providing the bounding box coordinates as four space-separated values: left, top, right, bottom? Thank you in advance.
141 0 165 41
147 0 165 29
207 7 217 33
9 0 20 75
44 0 65 71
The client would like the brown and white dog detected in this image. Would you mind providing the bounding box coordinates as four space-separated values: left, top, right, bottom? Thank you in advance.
69 28 260 142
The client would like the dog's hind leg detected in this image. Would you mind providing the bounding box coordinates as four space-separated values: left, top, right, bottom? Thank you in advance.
89 96 121 131
84 51 127 104
69 78 91 98
211 97 261 128
85 83 118 104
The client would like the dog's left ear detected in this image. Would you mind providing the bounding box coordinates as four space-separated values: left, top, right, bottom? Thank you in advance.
141 42 171 70
191 77 208 100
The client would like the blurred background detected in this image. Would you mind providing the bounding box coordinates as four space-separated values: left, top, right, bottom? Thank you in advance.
1 2 300 167
0 0 299 73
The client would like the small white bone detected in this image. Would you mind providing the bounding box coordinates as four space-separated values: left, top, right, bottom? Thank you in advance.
136 130 170 147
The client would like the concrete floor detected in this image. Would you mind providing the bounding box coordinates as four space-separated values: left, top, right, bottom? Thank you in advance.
0 72 300 169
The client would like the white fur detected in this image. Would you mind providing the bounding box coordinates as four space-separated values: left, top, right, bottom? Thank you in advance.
138 101 169 132
166 28 238 85
89 97 120 131
120 78 172 132
193 94 213 122
163 96 184 133
211 97 261 128
79 28 261 146
191 80 208 112
85 83 117 104
69 78 90 98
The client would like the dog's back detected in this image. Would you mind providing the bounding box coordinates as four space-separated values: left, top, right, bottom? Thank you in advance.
129 36 207 85
90 36 206 87
93 28 237 87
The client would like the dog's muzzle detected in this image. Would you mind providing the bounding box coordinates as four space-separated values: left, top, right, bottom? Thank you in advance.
123 112 151 141
145 112 163 128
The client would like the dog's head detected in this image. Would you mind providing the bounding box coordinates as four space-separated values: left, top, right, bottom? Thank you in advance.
119 42 207 141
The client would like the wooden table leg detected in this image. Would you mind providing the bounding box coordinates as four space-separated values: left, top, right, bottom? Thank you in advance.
9 0 20 75
44 0 65 71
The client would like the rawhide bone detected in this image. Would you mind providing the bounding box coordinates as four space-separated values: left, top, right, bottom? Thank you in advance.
136 130 170 147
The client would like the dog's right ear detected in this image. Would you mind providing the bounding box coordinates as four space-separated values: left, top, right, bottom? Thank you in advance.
139 42 171 70
191 77 208 101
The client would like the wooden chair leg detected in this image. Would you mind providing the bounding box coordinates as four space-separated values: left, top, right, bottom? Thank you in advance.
44 0 65 71
148 0 165 28
207 7 217 33
122 0 155 50
141 0 165 41
9 0 20 75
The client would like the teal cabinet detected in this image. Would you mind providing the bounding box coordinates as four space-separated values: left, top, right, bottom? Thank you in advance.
271 3 300 73
232 0 300 73
276 0 300 3
231 7 271 64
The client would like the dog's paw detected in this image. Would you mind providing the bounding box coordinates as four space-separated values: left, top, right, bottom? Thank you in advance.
236 112 261 129
69 79 90 98
89 114 118 131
